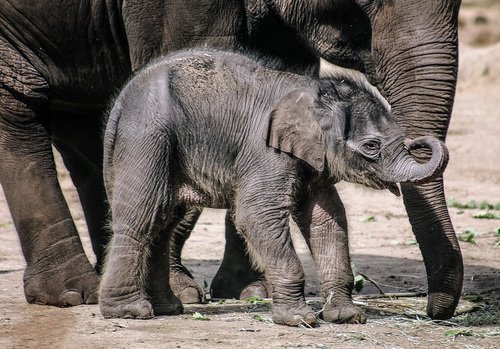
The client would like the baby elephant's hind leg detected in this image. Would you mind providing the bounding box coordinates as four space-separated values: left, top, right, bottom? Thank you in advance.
293 183 366 324
169 206 205 304
234 188 316 327
99 138 182 319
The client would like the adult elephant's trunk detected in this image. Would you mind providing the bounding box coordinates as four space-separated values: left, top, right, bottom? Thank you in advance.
387 136 449 184
358 0 463 319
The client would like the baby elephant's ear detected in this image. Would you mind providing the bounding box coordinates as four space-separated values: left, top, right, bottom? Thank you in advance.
266 88 325 172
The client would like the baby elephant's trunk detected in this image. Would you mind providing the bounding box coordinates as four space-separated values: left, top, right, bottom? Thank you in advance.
388 136 449 184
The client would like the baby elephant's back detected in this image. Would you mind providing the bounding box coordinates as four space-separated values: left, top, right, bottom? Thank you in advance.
165 50 272 116
155 49 288 153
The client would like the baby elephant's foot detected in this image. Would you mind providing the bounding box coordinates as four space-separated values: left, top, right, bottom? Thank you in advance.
272 304 317 327
170 271 204 304
100 295 154 319
321 303 367 324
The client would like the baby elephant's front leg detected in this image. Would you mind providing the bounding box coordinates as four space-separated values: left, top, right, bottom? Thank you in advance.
234 197 316 327
294 183 366 324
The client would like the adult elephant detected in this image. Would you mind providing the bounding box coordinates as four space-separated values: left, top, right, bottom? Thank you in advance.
0 0 462 320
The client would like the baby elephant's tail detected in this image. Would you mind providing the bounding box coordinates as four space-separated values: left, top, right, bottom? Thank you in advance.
102 99 123 201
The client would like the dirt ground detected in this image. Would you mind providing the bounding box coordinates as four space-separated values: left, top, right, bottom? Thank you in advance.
1 2 499 348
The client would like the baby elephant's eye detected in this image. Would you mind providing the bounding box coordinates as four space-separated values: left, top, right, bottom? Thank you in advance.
360 139 381 159
363 140 380 151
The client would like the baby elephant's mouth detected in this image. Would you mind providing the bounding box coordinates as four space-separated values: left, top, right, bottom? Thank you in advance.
365 174 401 197
344 170 402 196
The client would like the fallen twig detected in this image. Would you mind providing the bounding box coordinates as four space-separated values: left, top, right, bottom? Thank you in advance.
356 292 427 299
357 272 387 295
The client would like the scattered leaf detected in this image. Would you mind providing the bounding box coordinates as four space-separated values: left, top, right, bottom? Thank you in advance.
364 216 376 223
245 296 270 305
354 275 365 293
458 229 478 244
192 312 209 321
445 329 475 339
405 239 418 246
239 328 260 332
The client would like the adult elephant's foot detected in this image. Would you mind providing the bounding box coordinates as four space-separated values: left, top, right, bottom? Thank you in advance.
23 252 99 307
212 211 269 300
271 303 316 327
152 292 184 316
321 303 367 324
211 264 268 300
239 280 268 300
170 270 204 304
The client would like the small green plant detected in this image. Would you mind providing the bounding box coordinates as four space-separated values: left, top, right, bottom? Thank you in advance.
462 294 483 303
473 212 500 220
0 221 13 229
353 274 365 293
245 296 270 305
363 216 376 222
405 239 418 246
332 332 366 341
493 228 500 246
458 229 478 244
192 312 210 321
445 329 475 339
251 314 272 323
448 198 500 210
252 314 264 322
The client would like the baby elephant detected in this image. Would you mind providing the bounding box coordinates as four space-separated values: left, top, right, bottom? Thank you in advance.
100 49 448 326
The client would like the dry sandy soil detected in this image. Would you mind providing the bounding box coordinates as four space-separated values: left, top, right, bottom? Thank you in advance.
1 1 499 348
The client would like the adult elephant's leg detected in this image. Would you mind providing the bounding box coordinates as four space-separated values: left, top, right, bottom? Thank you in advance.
50 111 111 273
401 179 463 319
359 0 463 319
292 182 366 324
210 211 267 300
169 206 205 304
0 92 98 306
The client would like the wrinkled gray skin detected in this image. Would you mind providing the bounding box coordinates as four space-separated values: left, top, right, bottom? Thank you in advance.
0 0 462 320
100 49 449 326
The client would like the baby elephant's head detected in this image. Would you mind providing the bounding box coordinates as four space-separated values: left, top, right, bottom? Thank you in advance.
265 74 449 195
